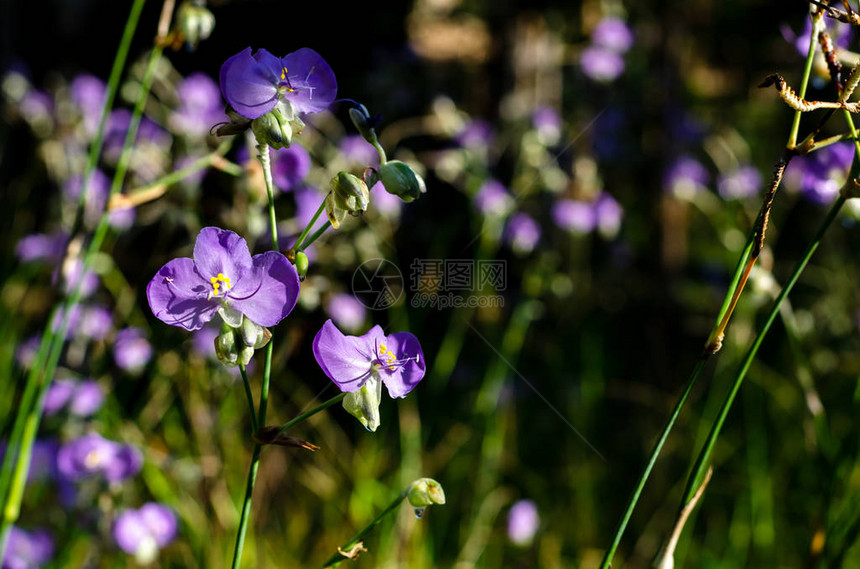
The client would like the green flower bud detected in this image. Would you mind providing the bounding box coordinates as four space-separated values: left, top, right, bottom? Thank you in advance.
252 108 293 150
295 251 309 280
214 320 257 367
342 379 382 432
377 161 426 203
349 104 380 145
325 171 370 229
240 317 271 349
407 478 446 518
175 0 215 50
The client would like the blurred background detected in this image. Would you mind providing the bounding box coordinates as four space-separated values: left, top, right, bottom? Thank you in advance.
3 0 860 567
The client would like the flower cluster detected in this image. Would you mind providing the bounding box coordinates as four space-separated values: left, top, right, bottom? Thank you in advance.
580 16 635 83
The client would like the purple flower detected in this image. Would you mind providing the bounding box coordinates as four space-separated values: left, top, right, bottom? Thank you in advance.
595 192 623 238
15 231 68 264
294 186 328 232
552 199 595 233
114 503 178 563
18 89 53 130
56 433 142 483
2 526 54 569
170 72 223 138
504 213 541 254
44 378 104 417
781 17 852 56
663 156 709 198
717 165 761 200
113 327 152 374
507 499 540 545
532 106 562 145
1 440 58 482
339 135 379 165
456 119 495 149
80 304 113 341
219 47 337 120
591 17 634 53
313 320 425 431
15 336 40 370
788 141 853 204
147 227 300 331
70 74 106 136
474 179 514 217
370 181 403 218
580 46 625 82
272 144 312 191
325 293 367 332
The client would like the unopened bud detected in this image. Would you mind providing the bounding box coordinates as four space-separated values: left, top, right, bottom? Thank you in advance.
342 380 382 432
407 478 446 518
252 107 293 150
295 251 309 280
349 103 381 145
326 171 370 229
175 0 215 50
377 161 426 203
240 317 271 349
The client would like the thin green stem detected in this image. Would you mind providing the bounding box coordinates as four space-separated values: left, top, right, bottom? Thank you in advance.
230 443 262 569
298 221 332 252
787 10 822 150
239 365 259 435
271 392 346 440
256 143 278 251
322 488 410 567
292 198 327 251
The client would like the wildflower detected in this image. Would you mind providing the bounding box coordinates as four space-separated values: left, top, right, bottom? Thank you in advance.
591 17 634 53
113 503 178 564
113 327 153 374
786 141 853 204
170 72 224 139
594 191 623 238
312 320 425 431
43 378 105 417
507 499 540 546
272 144 312 192
325 293 367 332
2 526 54 569
219 47 337 120
717 164 761 200
504 213 541 254
552 199 595 234
340 134 379 165
532 106 562 146
474 179 514 218
69 74 106 137
580 46 625 82
456 119 494 149
663 156 709 199
15 231 68 264
56 433 142 482
146 227 300 331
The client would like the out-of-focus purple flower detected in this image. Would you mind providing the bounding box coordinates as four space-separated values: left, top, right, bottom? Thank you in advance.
552 199 595 233
663 156 710 198
781 17 851 56
339 135 379 165
313 320 425 431
113 327 152 374
18 89 53 131
70 74 106 136
219 47 337 119
272 144 311 191
80 304 113 341
2 526 54 569
44 378 104 417
474 179 514 217
146 227 300 331
595 192 623 238
191 323 220 360
532 106 562 145
15 231 68 264
325 293 367 332
1 440 58 482
787 141 854 204
504 213 541 254
592 17 634 53
580 46 625 82
456 119 494 149
63 169 110 226
103 110 171 184
15 335 40 370
56 433 142 483
170 72 223 139
59 258 99 298
717 165 761 200
294 186 328 230
507 499 540 545
113 503 178 563
371 181 403 218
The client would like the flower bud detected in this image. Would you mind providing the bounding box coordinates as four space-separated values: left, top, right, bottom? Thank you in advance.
214 322 254 367
326 172 370 229
251 108 293 150
377 161 426 203
240 317 271 349
407 478 446 518
294 251 309 280
175 0 215 50
349 103 381 145
342 380 382 432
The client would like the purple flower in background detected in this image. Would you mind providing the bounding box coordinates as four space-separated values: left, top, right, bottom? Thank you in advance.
70 74 106 136
170 72 223 138
370 181 403 218
58 259 99 299
580 46 625 82
80 304 113 341
1 440 58 482
113 327 152 374
591 17 634 53
114 503 178 563
552 199 595 234
219 47 337 119
782 17 852 56
504 213 541 254
340 135 379 165
15 336 40 370
717 164 761 200
2 526 54 569
313 320 425 431
15 231 68 264
56 433 142 483
147 227 300 331
272 143 312 191
664 156 709 198
325 293 367 332
456 119 495 149
595 192 623 238
507 499 540 546
474 179 514 217
294 186 328 232
44 378 104 417
788 141 853 204
532 106 562 145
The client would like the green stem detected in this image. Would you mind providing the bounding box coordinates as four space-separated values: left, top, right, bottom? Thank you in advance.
230 443 263 569
292 198 327 251
323 488 410 567
271 392 346 440
787 10 822 149
298 221 332 252
239 365 258 435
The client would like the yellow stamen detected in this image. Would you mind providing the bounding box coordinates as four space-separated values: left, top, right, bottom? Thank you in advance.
209 273 232 297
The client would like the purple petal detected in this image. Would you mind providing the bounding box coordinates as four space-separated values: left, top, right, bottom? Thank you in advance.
312 319 374 392
229 251 299 327
69 380 105 416
379 331 425 398
192 227 253 283
139 503 178 547
43 379 75 415
113 509 147 554
219 47 280 119
103 444 143 482
147 257 219 331
282 48 337 114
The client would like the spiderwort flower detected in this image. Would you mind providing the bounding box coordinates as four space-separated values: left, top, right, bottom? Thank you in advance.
313 320 425 431
2 526 54 569
219 47 337 120
113 503 178 564
507 499 540 546
56 433 142 483
146 227 300 331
